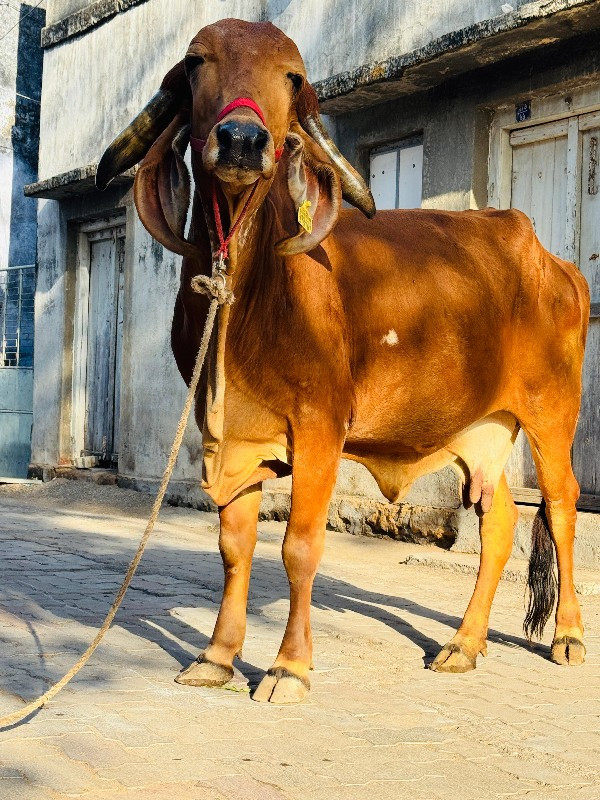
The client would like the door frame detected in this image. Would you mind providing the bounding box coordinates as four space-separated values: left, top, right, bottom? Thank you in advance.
488 83 600 205
71 215 126 465
488 84 600 510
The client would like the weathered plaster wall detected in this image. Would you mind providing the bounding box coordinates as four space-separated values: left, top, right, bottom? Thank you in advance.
336 24 600 207
47 0 95 23
117 208 203 481
268 0 532 83
46 0 535 80
30 184 204 481
37 0 263 179
0 2 45 269
31 198 68 465
0 2 15 271
38 0 550 179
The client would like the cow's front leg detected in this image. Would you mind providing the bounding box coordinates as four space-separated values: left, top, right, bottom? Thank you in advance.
253 424 343 704
175 484 261 687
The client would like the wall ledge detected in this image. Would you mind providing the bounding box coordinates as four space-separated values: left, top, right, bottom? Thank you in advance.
24 163 135 200
315 0 600 112
41 0 149 49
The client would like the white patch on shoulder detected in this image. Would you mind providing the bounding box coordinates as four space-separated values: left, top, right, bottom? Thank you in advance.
381 329 399 346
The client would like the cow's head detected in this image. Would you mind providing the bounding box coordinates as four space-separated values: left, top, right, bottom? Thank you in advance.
97 19 375 257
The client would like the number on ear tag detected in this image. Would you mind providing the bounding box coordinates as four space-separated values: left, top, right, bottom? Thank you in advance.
297 200 313 234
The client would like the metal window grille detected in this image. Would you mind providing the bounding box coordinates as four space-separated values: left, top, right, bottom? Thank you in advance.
0 265 35 368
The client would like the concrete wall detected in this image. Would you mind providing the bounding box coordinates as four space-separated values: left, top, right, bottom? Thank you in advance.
268 0 532 83
0 2 45 269
117 207 203 481
38 0 545 178
31 185 204 482
1 2 45 478
47 0 90 24
38 0 263 179
46 0 535 80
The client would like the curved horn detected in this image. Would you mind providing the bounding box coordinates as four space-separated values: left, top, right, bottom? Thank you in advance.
96 61 189 191
297 83 376 219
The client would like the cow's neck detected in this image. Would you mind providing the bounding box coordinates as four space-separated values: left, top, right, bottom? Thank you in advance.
184 171 281 464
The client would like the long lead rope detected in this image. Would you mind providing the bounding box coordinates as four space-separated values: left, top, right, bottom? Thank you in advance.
0 280 227 729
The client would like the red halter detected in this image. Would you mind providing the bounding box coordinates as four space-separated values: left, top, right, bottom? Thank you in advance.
189 97 284 161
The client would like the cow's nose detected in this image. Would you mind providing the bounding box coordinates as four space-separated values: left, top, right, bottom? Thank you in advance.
216 120 268 162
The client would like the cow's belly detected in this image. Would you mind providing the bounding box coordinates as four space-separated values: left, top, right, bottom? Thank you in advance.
343 411 519 504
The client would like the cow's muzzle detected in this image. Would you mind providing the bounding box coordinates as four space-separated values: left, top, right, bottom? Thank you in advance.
202 115 275 185
216 119 268 168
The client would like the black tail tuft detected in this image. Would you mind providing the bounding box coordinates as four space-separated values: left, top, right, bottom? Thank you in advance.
524 501 557 641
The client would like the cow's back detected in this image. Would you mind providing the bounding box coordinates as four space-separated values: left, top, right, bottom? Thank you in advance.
327 207 588 447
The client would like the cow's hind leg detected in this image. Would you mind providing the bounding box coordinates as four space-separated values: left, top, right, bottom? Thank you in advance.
526 430 585 665
175 485 261 687
253 423 343 704
431 472 518 673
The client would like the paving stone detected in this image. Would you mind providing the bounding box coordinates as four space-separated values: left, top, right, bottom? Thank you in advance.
0 483 599 799
0 777 58 800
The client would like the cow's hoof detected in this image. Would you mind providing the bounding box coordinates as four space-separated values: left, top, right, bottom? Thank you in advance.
175 655 234 687
430 642 477 673
551 636 586 666
252 667 310 704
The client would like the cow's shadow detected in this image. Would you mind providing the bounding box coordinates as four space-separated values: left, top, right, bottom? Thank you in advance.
0 506 550 702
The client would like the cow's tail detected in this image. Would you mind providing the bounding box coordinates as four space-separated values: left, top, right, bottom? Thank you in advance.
524 501 557 640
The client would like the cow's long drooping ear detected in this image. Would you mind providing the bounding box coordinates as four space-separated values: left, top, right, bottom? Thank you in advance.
96 61 190 191
133 113 200 259
296 81 376 219
276 131 341 256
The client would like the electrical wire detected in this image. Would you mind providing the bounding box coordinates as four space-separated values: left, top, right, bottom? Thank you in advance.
0 0 44 43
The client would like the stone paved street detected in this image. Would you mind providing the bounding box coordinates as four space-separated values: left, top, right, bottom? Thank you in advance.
1 480 599 800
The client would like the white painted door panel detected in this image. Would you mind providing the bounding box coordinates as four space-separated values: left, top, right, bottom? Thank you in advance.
506 127 569 490
370 150 397 210
398 144 423 209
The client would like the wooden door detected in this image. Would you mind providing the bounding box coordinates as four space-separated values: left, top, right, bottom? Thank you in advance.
72 219 125 466
504 113 600 508
573 114 600 496
505 120 570 490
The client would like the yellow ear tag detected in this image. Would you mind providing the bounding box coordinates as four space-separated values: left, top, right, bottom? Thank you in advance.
297 200 313 234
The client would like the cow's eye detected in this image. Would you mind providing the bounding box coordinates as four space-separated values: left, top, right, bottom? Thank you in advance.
185 55 205 78
287 72 303 93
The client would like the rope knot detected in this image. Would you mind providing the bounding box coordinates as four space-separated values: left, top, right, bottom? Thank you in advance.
191 273 235 306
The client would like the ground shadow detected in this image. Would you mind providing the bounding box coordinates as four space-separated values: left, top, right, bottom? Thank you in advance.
0 504 550 713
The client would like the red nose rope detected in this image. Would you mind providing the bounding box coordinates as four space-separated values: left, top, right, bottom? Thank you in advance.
189 96 284 163
190 97 283 263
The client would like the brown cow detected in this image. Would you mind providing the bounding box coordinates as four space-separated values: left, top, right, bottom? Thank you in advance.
98 19 590 704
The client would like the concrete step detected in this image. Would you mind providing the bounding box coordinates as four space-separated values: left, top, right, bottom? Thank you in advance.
0 477 41 485
453 502 600 572
401 546 600 596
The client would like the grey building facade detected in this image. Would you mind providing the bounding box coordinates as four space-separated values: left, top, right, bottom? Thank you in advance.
0 1 45 477
24 1 600 552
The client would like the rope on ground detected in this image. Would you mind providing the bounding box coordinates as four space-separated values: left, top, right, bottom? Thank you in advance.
0 277 227 729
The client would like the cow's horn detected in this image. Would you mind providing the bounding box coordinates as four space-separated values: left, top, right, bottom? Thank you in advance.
297 84 376 219
97 61 189 191
96 91 179 190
